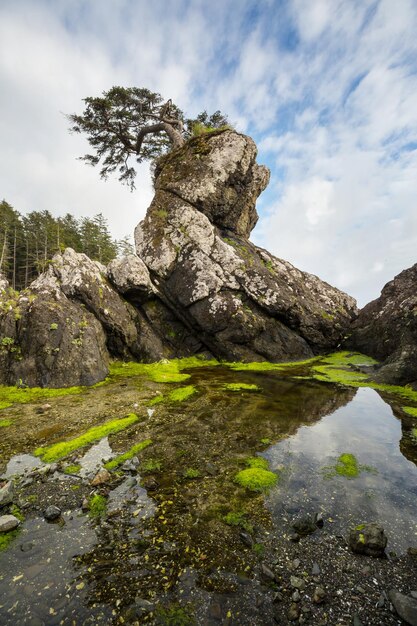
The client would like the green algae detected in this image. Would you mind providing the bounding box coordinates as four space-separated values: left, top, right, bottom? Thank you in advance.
149 385 198 406
0 419 12 427
34 414 140 462
0 381 103 411
226 356 319 372
183 468 201 479
0 528 20 552
235 467 278 492
63 464 81 474
109 356 218 384
223 511 253 533
322 453 376 479
223 383 261 392
402 406 417 418
141 458 162 473
245 456 269 470
155 602 195 626
88 494 107 518
104 439 152 470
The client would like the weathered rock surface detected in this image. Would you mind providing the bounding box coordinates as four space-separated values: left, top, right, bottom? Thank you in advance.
347 264 417 386
389 590 417 626
348 522 387 557
0 129 358 386
135 129 357 362
0 514 20 532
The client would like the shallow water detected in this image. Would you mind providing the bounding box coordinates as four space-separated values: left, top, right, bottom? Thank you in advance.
0 365 416 624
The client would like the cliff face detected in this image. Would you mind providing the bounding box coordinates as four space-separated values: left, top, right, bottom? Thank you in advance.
0 130 357 387
347 263 417 386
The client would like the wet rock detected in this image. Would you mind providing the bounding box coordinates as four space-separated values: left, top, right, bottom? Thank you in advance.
348 523 387 557
313 586 326 604
0 481 13 507
352 615 364 626
377 593 386 608
290 576 305 590
347 263 417 386
20 541 34 552
291 558 300 569
81 498 89 511
292 590 301 602
292 515 317 537
90 468 112 486
0 514 20 532
44 505 61 521
314 512 324 528
388 590 417 626
141 477 159 491
411 592 417 600
290 533 300 543
261 563 276 582
287 602 300 621
312 562 321 576
239 531 253 548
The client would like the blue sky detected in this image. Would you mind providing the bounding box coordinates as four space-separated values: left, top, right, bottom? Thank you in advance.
0 0 416 306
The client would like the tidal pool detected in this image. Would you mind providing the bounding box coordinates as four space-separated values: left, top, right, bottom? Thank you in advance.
0 360 416 624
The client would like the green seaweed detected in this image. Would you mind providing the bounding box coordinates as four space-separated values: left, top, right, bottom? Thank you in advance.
34 414 140 462
403 406 417 418
223 511 253 533
183 468 201 479
0 419 12 427
245 456 269 470
63 464 81 474
109 356 218 383
0 528 20 551
322 453 376 479
141 458 162 473
223 383 261 392
226 356 319 372
88 494 107 518
104 439 152 470
148 385 197 406
0 381 104 411
155 603 195 626
235 468 278 492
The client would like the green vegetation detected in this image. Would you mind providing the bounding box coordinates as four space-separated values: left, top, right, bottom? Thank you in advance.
245 456 269 470
0 419 12 427
227 356 319 372
155 602 195 626
110 356 218 383
403 406 417 418
0 382 98 411
223 383 261 392
260 438 271 445
253 543 265 557
104 439 152 470
322 453 376 479
141 458 163 473
0 528 20 552
149 385 198 406
235 468 278 492
34 414 140 462
183 468 201 479
63 464 81 474
88 494 107 518
223 511 253 533
49 323 58 330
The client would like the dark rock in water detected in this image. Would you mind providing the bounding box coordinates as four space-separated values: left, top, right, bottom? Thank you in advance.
388 590 417 626
44 505 61 521
347 263 417 386
0 514 20 532
0 481 14 507
292 515 317 537
348 522 387 557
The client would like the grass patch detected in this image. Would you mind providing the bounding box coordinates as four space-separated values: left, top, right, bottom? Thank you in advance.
34 414 140 463
88 494 107 518
63 464 81 475
226 356 319 372
235 468 278 492
0 419 12 427
183 468 201 479
104 439 152 470
141 458 162 474
223 383 261 392
322 453 376 479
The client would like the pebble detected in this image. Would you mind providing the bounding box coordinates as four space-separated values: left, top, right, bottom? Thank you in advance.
411 591 417 600
292 558 300 569
376 593 386 608
287 602 300 621
313 586 326 604
353 614 364 626
209 602 222 620
239 531 253 548
292 590 301 602
90 468 112 486
44 505 61 521
0 514 20 532
261 563 276 582
312 562 321 576
0 481 14 506
290 575 305 590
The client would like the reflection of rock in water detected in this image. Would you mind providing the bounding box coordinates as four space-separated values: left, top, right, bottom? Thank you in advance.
386 399 417 468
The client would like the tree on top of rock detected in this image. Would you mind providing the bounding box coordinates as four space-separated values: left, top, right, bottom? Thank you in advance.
68 86 229 189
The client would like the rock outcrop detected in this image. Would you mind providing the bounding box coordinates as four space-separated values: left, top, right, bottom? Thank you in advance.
135 129 356 362
0 129 358 387
347 264 417 386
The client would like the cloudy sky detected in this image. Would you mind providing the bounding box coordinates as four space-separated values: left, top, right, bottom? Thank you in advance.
1 0 416 306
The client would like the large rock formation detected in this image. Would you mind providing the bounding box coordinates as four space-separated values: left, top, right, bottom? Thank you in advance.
135 129 357 362
347 264 417 386
0 129 358 387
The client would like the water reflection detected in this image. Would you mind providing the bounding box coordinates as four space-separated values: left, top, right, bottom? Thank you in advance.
265 387 417 553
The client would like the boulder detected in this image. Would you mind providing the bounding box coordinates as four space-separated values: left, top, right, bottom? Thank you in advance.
0 514 20 532
347 264 417 386
135 129 356 362
348 522 387 557
107 254 156 303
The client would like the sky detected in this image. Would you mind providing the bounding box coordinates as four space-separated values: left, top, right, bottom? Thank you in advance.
0 0 416 307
